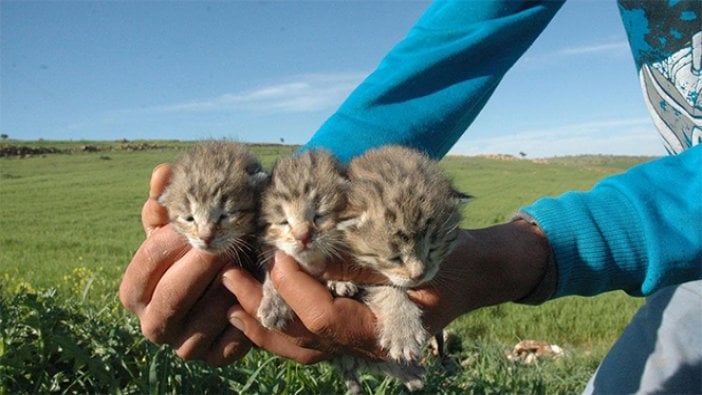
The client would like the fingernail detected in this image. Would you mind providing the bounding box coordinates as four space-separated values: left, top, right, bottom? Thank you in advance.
229 310 246 332
221 267 237 291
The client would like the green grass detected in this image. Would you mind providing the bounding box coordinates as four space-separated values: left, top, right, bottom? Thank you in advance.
0 141 651 394
0 142 296 294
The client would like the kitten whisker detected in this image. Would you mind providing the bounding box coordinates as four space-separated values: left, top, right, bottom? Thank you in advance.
256 249 276 269
222 243 247 267
159 140 266 274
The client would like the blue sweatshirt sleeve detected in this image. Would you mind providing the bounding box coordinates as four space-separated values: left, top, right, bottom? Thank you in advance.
301 0 564 163
521 144 702 298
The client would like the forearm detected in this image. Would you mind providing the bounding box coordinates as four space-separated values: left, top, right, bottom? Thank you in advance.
522 145 702 298
302 0 564 163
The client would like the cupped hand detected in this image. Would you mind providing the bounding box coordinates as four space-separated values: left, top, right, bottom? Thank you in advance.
224 220 550 364
120 164 550 367
222 250 382 364
221 231 476 364
119 164 252 367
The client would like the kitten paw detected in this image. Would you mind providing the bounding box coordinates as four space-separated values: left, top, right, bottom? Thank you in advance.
377 360 425 391
328 280 359 297
404 377 425 392
378 321 428 362
257 291 294 331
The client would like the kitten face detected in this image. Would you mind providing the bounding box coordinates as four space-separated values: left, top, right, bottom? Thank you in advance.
342 201 460 288
342 146 461 288
168 191 258 254
160 141 267 255
261 150 347 275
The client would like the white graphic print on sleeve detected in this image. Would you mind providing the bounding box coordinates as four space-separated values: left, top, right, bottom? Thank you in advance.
640 31 701 154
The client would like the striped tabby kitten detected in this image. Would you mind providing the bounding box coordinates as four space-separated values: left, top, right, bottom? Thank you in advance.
257 148 424 394
338 145 463 392
159 141 268 258
257 149 349 330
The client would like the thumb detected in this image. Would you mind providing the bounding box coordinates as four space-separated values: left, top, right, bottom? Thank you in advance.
227 305 328 364
142 163 172 236
321 257 390 285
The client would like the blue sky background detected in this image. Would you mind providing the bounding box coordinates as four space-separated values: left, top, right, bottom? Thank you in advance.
1 0 667 158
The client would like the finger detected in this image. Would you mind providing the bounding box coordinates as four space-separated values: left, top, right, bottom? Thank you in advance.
142 164 172 236
223 260 317 340
270 251 379 349
228 306 327 365
321 258 390 285
204 325 253 367
221 264 264 314
149 163 172 199
139 248 229 344
221 267 329 363
407 267 469 335
222 264 330 353
172 272 239 361
226 256 385 360
407 287 447 335
119 225 190 316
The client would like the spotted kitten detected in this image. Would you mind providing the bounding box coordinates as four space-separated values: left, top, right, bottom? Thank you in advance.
158 141 268 260
257 149 349 330
339 145 463 392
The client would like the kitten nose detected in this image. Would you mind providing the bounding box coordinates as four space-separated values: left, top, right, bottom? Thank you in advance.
410 271 425 282
292 224 312 248
200 232 215 246
408 261 425 282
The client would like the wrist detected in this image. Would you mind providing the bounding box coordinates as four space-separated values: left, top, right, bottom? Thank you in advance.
407 222 552 333
510 214 557 304
462 218 552 310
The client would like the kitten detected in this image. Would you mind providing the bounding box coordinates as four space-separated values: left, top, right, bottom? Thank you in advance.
257 148 423 394
257 149 349 330
158 141 268 260
338 145 463 392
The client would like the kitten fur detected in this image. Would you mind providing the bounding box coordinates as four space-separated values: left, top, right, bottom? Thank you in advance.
339 145 463 392
257 148 423 394
257 149 349 330
343 145 461 290
158 141 268 258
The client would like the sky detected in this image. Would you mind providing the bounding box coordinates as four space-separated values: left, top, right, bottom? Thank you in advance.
1 0 667 158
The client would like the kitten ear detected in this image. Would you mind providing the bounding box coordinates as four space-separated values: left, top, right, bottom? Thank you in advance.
451 188 474 205
244 160 269 187
337 212 366 231
248 170 269 188
339 179 352 192
337 217 360 231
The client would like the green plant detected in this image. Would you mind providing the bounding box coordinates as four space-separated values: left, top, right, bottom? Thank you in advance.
0 142 653 394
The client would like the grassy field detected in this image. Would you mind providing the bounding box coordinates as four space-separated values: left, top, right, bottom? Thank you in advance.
0 141 650 394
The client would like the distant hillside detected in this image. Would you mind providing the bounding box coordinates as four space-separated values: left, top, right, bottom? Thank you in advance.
0 139 298 158
1 140 656 170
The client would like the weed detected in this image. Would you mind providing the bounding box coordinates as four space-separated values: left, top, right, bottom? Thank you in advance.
0 142 651 393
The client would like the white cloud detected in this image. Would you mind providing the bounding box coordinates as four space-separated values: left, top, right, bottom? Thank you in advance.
151 72 366 114
450 117 668 158
558 41 629 56
520 40 630 67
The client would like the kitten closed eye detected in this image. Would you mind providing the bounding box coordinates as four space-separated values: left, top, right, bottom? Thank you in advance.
158 140 267 260
257 149 348 329
336 145 466 392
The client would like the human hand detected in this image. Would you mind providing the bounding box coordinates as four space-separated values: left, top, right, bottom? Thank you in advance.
119 164 252 367
221 251 382 364
224 220 550 363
